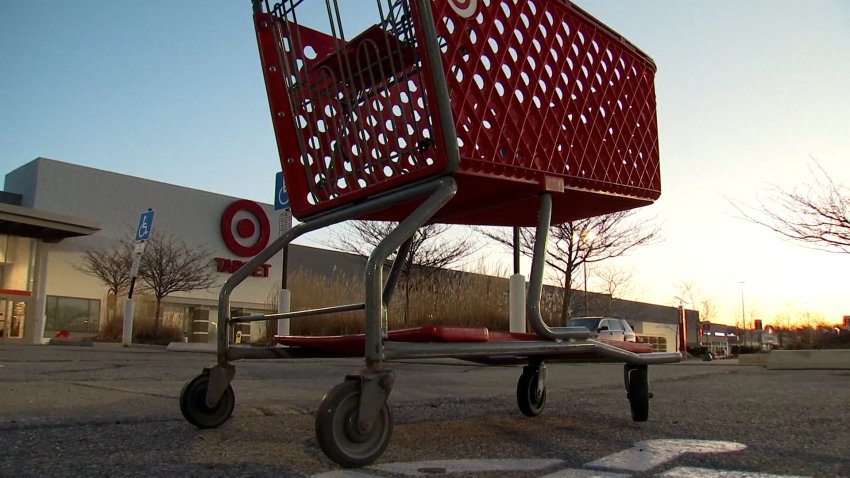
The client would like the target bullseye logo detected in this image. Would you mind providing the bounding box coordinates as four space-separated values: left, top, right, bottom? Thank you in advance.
220 199 270 257
448 0 477 18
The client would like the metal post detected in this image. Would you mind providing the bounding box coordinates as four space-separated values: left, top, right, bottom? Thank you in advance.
509 227 525 333
509 274 526 333
679 305 688 357
738 282 745 325
512 227 520 275
125 208 153 347
277 208 292 338
583 261 588 316
123 277 137 347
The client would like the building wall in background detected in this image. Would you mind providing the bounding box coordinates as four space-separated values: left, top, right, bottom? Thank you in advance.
3 158 700 343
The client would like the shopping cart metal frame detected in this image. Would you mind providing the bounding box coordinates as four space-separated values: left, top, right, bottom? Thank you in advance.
179 0 681 468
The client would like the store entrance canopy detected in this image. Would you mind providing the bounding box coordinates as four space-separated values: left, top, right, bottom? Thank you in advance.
0 203 100 242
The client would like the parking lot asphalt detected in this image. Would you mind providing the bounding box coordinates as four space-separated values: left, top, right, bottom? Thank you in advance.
0 343 847 478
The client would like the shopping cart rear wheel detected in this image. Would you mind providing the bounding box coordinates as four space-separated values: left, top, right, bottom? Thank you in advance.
315 380 393 467
179 374 235 429
625 365 649 422
516 367 547 417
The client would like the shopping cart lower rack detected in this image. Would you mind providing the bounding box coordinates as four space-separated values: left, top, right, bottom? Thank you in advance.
178 0 680 467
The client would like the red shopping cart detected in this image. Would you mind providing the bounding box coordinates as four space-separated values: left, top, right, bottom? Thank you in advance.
179 0 679 467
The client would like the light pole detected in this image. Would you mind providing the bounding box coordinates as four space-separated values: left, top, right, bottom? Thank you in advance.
673 295 690 357
739 281 746 347
583 260 588 316
574 230 593 317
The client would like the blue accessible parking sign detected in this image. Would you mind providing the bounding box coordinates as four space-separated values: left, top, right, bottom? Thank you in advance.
134 209 155 242
275 171 290 211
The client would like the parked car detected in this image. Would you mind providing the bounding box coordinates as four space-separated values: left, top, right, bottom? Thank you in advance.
566 316 637 342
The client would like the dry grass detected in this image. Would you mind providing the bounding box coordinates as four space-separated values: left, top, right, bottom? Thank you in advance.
287 269 365 336
400 272 508 329
96 296 183 344
93 266 568 341
285 266 564 336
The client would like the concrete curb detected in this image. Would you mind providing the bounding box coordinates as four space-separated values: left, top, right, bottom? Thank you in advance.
166 342 216 353
767 350 850 370
48 337 94 347
737 354 769 366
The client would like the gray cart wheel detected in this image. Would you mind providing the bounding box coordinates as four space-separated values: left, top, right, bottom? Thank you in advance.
625 365 649 422
516 367 546 417
180 374 235 429
315 380 393 467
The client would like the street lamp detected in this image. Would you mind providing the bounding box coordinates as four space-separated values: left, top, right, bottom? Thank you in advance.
583 260 588 316
673 295 690 357
739 281 746 347
573 230 594 316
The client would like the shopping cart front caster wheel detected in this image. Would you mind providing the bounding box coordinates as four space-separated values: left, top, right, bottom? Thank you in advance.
625 365 649 422
516 368 547 417
315 380 393 467
179 374 235 429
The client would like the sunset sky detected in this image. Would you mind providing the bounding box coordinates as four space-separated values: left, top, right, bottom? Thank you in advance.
1 1 847 326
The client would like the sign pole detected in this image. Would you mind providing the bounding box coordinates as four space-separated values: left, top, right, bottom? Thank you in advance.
509 227 526 333
277 210 292 337
123 209 154 347
275 172 292 337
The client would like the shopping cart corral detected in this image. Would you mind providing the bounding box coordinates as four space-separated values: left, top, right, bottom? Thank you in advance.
179 0 681 467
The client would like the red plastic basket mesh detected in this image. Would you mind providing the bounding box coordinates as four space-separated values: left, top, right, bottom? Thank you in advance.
426 0 661 225
255 0 660 225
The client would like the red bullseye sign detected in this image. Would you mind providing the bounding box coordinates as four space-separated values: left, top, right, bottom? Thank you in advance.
448 0 477 18
220 200 270 257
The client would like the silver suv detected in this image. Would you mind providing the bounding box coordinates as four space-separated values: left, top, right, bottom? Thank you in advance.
567 316 637 342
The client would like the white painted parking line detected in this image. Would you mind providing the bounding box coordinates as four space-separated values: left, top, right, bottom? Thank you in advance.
658 466 811 478
311 439 802 478
372 458 565 476
585 439 747 473
538 468 631 478
312 470 382 478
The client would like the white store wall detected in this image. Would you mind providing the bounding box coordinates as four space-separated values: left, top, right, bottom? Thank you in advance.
636 322 677 352
4 158 283 318
3 157 693 344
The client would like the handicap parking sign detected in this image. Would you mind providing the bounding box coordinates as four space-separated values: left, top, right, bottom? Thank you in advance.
275 172 290 210
134 209 155 242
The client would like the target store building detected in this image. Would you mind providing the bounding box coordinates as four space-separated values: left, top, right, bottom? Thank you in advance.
2 157 289 344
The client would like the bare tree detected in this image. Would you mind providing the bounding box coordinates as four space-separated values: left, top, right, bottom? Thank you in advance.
735 159 850 253
139 232 216 336
329 221 477 322
773 310 794 348
700 299 718 324
675 280 717 324
591 265 636 316
483 210 661 324
593 265 636 300
75 240 133 321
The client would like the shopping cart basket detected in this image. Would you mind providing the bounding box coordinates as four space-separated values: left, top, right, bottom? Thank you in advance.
179 0 680 468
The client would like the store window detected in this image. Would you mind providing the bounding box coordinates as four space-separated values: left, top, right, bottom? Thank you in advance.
161 303 187 329
0 234 36 293
0 299 27 339
638 335 668 352
45 296 101 335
